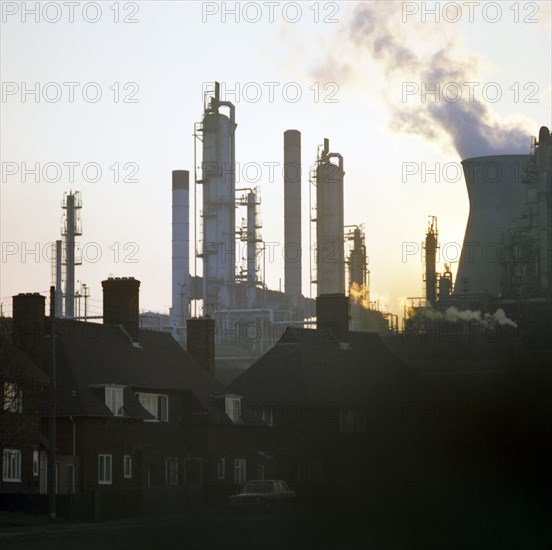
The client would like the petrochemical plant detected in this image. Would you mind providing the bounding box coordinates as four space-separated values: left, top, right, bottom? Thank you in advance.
45 83 552 378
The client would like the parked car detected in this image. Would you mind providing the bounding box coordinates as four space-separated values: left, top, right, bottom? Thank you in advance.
229 480 297 509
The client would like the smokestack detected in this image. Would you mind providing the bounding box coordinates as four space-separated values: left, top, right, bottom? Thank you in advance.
316 293 349 341
12 293 46 369
456 155 529 296
316 139 345 296
284 130 302 297
187 318 215 376
55 240 62 317
101 277 140 341
424 217 437 306
171 170 190 327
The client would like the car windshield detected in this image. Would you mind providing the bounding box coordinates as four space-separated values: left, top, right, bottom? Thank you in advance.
243 481 273 493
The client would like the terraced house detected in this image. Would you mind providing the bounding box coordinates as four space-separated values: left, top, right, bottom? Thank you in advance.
2 278 272 519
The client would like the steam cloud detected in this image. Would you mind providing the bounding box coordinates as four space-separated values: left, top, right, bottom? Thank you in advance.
313 3 532 158
349 282 370 309
416 306 518 328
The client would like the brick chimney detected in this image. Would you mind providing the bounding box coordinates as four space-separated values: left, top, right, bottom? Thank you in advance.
187 317 215 376
101 277 140 341
12 293 46 369
316 293 349 341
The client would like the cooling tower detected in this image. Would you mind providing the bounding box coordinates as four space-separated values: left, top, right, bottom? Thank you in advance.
455 154 530 296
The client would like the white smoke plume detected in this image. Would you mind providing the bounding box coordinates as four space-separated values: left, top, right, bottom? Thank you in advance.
416 305 518 328
311 2 533 158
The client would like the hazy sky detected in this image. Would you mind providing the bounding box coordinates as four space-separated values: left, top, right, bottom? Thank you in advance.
1 1 550 318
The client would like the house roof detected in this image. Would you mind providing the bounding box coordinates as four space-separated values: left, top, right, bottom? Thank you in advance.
0 332 50 386
230 328 425 410
51 320 230 419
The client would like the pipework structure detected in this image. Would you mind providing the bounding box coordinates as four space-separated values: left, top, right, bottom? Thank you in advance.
236 187 262 307
346 224 369 298
61 191 82 317
194 82 237 315
500 126 552 299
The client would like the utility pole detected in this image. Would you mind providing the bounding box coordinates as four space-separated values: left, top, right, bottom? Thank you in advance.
83 283 89 321
48 286 57 519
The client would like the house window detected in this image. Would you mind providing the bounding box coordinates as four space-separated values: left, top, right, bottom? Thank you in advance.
262 405 273 426
105 387 124 416
136 392 169 422
339 408 367 433
234 459 246 484
3 382 22 413
225 397 241 423
67 464 76 494
32 450 39 476
2 449 21 482
217 458 225 480
98 454 112 485
256 464 265 480
123 455 132 479
165 457 178 485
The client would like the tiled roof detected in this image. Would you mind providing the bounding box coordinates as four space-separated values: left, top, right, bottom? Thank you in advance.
231 328 425 409
51 320 229 419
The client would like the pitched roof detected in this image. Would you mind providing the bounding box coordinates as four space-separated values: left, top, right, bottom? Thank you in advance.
52 320 229 418
230 328 425 409
0 332 50 386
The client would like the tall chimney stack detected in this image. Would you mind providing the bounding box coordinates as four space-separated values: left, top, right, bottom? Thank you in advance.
12 293 46 369
101 277 140 341
316 293 349 341
284 130 302 298
171 170 190 327
187 318 216 377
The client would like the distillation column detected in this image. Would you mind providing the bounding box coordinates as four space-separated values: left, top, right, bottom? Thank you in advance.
201 83 237 312
316 139 345 296
424 217 438 306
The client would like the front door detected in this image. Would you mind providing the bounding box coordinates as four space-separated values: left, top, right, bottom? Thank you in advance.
39 451 47 494
184 458 203 505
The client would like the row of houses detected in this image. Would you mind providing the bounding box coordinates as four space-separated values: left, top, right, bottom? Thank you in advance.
1 276 434 517
3 276 548 522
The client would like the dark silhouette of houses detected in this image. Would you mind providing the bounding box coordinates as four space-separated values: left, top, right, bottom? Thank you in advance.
0 329 49 496
3 280 272 519
230 325 429 508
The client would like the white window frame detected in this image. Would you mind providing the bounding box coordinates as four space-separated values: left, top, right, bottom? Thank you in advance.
123 455 132 479
234 458 246 485
262 405 273 427
32 450 39 476
105 386 124 416
2 449 21 482
98 454 112 485
165 457 178 486
217 458 225 480
225 397 241 423
339 408 367 433
3 381 23 414
136 392 169 422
